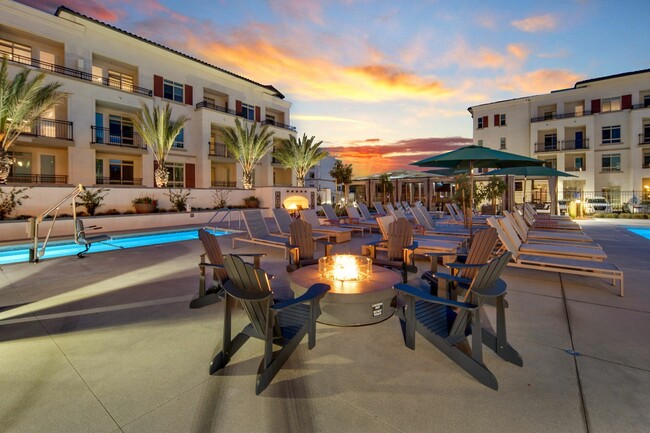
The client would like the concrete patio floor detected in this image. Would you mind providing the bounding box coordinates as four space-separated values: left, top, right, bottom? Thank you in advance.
1 218 649 433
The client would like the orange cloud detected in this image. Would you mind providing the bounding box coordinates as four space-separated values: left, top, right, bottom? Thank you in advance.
507 44 529 61
511 14 557 32
497 69 583 94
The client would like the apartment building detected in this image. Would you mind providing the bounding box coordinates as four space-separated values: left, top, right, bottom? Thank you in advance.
0 0 296 189
469 68 650 205
305 155 337 204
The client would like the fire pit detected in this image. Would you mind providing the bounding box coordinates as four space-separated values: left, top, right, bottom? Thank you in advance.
289 255 401 326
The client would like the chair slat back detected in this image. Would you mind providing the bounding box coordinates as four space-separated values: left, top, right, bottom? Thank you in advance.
272 208 293 234
504 211 527 242
300 209 322 228
243 210 271 239
358 203 374 220
346 206 362 220
411 205 434 230
387 217 413 261
385 203 395 215
461 227 498 280
198 228 228 282
445 203 459 221
289 218 315 260
377 215 396 240
486 217 520 260
321 204 339 221
498 217 524 250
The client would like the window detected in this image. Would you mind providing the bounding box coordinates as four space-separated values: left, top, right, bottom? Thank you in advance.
172 128 184 149
643 122 650 143
544 134 558 150
644 95 650 108
0 39 31 64
602 154 621 172
109 115 134 146
543 159 557 169
91 65 104 84
265 114 276 125
108 70 133 92
95 159 103 180
477 139 483 147
499 137 506 149
109 159 134 184
242 103 255 121
643 152 650 168
602 125 621 144
574 156 584 171
163 79 184 102
165 162 184 187
602 97 621 112
543 110 554 120
9 152 32 176
498 114 506 126
477 117 485 129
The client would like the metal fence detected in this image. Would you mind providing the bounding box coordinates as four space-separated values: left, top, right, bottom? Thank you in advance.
562 190 650 213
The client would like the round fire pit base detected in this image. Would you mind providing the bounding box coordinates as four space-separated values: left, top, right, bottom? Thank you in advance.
289 264 402 326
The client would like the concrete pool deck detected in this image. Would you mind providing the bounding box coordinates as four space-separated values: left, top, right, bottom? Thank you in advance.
0 218 648 432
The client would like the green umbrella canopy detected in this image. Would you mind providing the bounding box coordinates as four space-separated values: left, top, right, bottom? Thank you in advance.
483 165 577 177
412 145 543 169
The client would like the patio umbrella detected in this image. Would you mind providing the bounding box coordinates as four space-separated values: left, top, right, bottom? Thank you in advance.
484 166 576 214
412 145 543 235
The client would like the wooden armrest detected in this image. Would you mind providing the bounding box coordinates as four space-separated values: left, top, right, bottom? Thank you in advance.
394 283 477 310
199 262 225 269
446 262 485 270
405 242 418 250
272 283 330 311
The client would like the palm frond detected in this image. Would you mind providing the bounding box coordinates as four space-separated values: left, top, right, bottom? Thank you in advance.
133 103 189 164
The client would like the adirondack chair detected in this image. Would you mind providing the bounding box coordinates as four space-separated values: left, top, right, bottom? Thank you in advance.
74 218 111 258
210 254 330 394
193 228 265 308
394 251 517 390
421 227 498 297
363 217 418 283
287 218 333 272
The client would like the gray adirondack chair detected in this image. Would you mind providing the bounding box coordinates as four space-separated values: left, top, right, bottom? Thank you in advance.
193 228 265 309
363 217 417 283
287 218 332 272
394 251 518 390
210 254 330 394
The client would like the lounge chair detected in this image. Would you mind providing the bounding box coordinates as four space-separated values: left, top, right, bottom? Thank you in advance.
506 211 593 244
394 251 520 390
233 209 290 257
523 202 571 220
362 216 418 283
320 204 367 237
487 217 623 296
373 202 388 216
374 215 462 257
193 228 264 308
521 205 581 231
411 204 471 239
357 203 377 220
209 254 330 394
300 209 354 243
74 218 111 258
272 208 327 240
488 217 607 261
345 205 380 232
287 218 332 272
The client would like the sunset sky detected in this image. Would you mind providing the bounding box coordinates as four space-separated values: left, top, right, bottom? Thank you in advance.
18 0 650 176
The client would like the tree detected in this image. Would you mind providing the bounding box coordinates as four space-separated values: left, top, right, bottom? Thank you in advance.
329 160 353 206
452 173 485 227
133 103 188 188
378 173 394 204
220 118 275 189
272 133 327 187
480 176 507 215
0 56 67 183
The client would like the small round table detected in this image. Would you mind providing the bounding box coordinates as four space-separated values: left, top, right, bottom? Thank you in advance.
289 265 402 326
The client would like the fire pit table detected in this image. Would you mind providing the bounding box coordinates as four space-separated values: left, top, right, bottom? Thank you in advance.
288 255 402 326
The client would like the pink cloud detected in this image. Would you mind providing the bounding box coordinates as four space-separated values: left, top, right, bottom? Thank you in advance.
511 14 557 32
497 69 584 94
16 0 122 21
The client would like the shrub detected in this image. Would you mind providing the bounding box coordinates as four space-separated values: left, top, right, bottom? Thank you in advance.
166 189 193 212
76 187 108 216
212 189 230 208
132 196 157 205
0 187 30 220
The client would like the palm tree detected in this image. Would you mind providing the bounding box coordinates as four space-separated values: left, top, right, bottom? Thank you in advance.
0 56 67 183
272 133 327 187
329 160 353 206
378 173 394 204
220 118 275 189
133 102 188 187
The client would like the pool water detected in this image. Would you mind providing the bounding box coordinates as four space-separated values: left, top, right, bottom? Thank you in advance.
0 228 229 265
627 227 650 240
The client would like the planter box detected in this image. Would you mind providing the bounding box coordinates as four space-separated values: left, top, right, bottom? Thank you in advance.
134 203 157 213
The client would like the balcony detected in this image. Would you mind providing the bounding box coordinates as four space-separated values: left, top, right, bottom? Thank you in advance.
639 134 650 145
561 139 589 151
564 165 586 172
531 111 591 122
261 119 297 131
21 118 74 140
7 53 152 96
96 177 143 186
534 142 559 153
6 174 68 184
211 180 236 188
195 101 235 115
209 142 232 158
91 127 147 149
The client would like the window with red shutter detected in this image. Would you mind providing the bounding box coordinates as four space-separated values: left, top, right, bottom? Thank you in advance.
236 100 242 116
494 114 499 126
153 75 163 97
255 106 261 122
483 116 488 128
621 94 632 110
591 99 601 114
185 163 195 188
184 85 193 106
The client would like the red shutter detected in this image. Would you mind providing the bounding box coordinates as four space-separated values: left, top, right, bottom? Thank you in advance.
153 160 159 185
483 116 488 127
591 99 601 114
621 94 632 109
235 100 242 116
153 75 163 97
494 114 499 126
255 106 261 122
185 163 195 188
184 84 193 105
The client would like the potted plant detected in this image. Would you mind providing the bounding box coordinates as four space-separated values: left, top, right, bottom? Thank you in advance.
132 195 158 213
243 195 260 208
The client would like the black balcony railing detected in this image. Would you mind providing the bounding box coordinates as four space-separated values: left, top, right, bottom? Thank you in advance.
639 134 650 145
195 101 235 115
6 53 152 96
211 180 237 188
564 165 586 172
632 103 650 109
21 117 74 140
209 142 232 158
6 174 68 184
91 126 147 149
261 119 297 131
531 111 591 122
561 138 589 150
535 142 559 152
95 177 143 185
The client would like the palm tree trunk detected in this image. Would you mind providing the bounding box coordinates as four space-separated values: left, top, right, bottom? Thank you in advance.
0 155 14 184
154 165 169 188
242 171 253 190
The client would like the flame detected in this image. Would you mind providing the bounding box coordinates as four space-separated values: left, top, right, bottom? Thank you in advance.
320 255 371 282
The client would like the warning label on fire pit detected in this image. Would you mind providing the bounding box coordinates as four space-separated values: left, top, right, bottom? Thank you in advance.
372 303 383 317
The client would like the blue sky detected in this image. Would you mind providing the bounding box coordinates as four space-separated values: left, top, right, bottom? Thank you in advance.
18 0 650 175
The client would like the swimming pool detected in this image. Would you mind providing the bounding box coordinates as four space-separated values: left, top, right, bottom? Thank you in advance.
0 228 230 265
627 227 650 240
